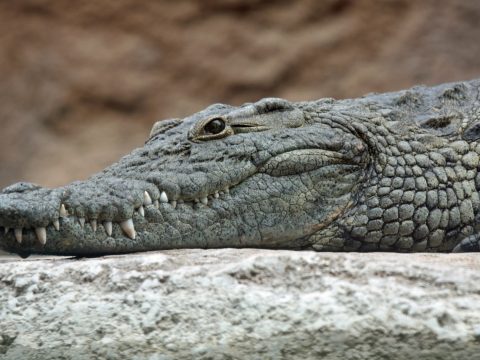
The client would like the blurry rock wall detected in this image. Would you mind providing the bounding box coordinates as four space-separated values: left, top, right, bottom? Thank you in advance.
0 0 480 188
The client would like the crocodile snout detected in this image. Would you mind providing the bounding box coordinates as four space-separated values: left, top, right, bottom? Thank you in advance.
0 183 62 245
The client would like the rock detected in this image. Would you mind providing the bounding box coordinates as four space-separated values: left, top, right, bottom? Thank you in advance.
0 249 479 359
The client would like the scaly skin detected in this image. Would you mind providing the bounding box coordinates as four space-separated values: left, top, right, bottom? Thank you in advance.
1 80 480 257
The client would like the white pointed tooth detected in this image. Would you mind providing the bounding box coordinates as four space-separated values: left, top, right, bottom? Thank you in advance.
200 196 208 205
194 198 199 203
90 220 97 232
120 219 136 240
224 187 230 194
214 191 219 198
53 219 60 231
14 228 22 244
144 191 152 206
171 200 177 208
160 191 169 203
138 206 145 217
4 227 9 235
105 221 113 236
79 218 85 228
60 204 68 217
35 227 47 245
154 200 159 209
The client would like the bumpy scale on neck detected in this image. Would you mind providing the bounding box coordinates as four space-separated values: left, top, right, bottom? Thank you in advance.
308 83 480 252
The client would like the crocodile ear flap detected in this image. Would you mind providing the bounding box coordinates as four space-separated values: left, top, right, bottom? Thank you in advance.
462 121 480 142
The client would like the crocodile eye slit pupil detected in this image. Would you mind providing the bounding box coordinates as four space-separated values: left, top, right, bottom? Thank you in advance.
204 118 226 135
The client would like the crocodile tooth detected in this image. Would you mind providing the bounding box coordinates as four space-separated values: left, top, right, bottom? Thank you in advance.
144 191 152 205
171 200 177 208
120 219 136 240
35 227 47 245
224 187 230 194
53 219 60 231
200 196 208 205
138 206 145 217
90 220 97 232
79 218 85 228
154 200 159 209
160 191 168 203
214 191 219 198
104 221 113 236
194 198 199 203
14 228 22 244
60 204 68 217
4 227 9 235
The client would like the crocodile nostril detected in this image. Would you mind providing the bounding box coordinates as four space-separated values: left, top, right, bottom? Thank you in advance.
1 182 42 194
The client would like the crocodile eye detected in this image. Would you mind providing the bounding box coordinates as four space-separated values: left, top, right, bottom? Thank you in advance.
204 118 226 135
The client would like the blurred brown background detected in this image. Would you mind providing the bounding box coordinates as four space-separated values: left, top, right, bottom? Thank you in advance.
0 0 479 189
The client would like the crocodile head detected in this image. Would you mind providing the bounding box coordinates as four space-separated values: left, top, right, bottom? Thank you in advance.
0 97 369 256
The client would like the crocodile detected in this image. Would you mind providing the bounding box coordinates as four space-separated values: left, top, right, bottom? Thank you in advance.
2 79 480 257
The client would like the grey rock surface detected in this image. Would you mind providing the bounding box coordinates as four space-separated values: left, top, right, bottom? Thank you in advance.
1 249 479 359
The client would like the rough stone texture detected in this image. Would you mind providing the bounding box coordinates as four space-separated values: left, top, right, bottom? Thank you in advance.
1 249 479 359
1 0 480 189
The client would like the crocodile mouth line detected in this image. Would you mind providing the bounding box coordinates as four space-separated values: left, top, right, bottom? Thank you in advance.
0 147 345 247
0 181 239 246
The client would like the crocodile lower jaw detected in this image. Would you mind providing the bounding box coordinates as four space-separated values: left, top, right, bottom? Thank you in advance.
1 184 233 245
